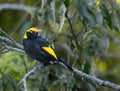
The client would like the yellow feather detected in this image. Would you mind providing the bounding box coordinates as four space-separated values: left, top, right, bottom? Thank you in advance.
23 33 28 39
42 46 58 60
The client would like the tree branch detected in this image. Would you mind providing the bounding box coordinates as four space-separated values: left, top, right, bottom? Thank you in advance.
0 28 15 42
19 64 44 91
0 30 120 90
73 68 120 90
0 36 23 50
5 46 25 53
0 3 36 12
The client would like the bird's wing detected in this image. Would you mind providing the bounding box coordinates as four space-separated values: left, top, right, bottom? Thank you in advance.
37 38 58 61
42 45 58 60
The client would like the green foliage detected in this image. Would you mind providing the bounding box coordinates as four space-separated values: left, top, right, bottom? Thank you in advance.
0 0 120 91
0 52 35 90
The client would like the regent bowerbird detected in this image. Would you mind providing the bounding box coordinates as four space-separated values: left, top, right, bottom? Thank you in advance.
23 27 73 71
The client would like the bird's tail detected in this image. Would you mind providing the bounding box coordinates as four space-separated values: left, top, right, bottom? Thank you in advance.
58 58 73 72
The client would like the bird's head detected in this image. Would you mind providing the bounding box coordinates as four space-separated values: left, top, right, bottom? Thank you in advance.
23 27 42 39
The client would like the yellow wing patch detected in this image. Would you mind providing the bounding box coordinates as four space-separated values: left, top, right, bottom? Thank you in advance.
42 46 58 60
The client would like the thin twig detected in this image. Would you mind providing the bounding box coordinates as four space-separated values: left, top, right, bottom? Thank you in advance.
0 49 9 54
19 64 44 91
5 46 25 53
65 13 79 49
0 3 44 14
0 3 36 12
21 55 28 73
0 36 23 50
0 28 16 42
0 44 10 53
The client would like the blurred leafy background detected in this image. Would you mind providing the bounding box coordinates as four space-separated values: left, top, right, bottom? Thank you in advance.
0 0 120 91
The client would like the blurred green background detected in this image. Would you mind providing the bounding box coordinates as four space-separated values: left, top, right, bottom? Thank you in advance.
0 0 120 91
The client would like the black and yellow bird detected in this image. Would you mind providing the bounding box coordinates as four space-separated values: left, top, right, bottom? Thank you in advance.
23 27 73 71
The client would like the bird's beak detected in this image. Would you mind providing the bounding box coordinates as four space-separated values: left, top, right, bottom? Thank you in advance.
36 29 42 32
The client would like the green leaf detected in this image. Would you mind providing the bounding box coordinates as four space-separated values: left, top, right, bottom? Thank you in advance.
67 77 76 89
51 79 61 87
44 8 52 22
77 0 96 25
39 74 49 91
86 82 96 91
